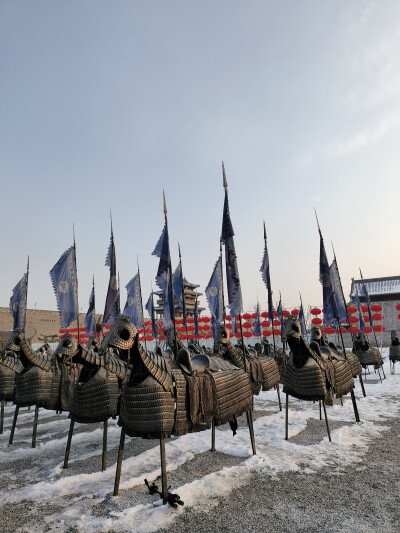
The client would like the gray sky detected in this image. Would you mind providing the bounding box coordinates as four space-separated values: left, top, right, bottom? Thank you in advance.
1 0 399 317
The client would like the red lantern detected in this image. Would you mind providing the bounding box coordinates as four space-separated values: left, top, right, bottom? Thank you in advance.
242 322 252 329
398 314 400 320
363 327 372 334
273 329 281 335
251 313 257 319
243 331 253 338
311 317 322 325
158 335 166 341
242 313 252 320
144 320 152 326
176 318 183 325
188 325 195 332
361 304 368 313
349 327 360 335
347 305 357 315
145 335 154 341
291 309 299 316
261 320 270 328
273 311 278 318
187 317 194 324
261 311 269 318
203 316 211 323
363 315 370 323
273 319 281 327
372 313 384 321
206 334 213 339
338 327 347 334
311 307 321 315
371 304 382 312
324 327 335 335
396 303 400 311
262 330 272 337
373 325 385 333
348 316 359 324
282 310 290 317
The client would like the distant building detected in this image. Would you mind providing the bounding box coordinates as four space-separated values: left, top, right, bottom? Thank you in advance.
350 275 400 346
0 307 88 347
155 277 204 317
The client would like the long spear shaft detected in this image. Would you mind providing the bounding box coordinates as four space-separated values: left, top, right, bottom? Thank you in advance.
264 221 277 357
73 224 80 344
137 259 147 351
163 191 179 357
178 244 189 346
25 255 29 333
331 242 355 347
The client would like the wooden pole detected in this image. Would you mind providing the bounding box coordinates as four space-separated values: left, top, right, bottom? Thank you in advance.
102 419 108 472
160 438 168 504
63 417 75 469
113 429 126 496
9 405 19 445
31 405 39 448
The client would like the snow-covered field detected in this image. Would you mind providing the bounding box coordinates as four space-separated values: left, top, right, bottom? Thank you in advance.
0 350 398 533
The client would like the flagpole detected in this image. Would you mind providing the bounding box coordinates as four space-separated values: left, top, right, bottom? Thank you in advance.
163 191 179 358
178 243 189 346
137 258 147 351
264 221 277 358
331 242 356 345
222 163 247 363
219 242 226 326
151 283 158 348
24 255 29 333
359 268 379 348
73 224 80 344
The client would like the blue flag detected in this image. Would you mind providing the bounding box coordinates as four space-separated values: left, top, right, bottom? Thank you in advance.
329 259 347 322
124 274 144 329
277 297 283 331
205 256 225 337
173 263 187 327
352 293 366 331
145 292 157 339
220 190 242 324
319 232 337 326
260 242 274 322
360 281 373 326
194 297 199 337
103 233 118 326
84 285 96 337
50 246 79 329
9 272 28 330
253 303 261 336
153 223 175 330
299 303 307 336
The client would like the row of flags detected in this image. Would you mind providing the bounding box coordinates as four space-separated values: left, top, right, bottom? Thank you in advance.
8 166 377 349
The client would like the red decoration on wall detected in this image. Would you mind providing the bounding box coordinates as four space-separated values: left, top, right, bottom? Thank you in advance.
372 313 384 321
324 327 335 335
347 305 357 315
261 312 269 318
310 307 321 315
373 324 385 333
348 316 358 324
370 304 382 312
311 317 322 325
262 330 272 337
291 309 299 316
273 319 281 327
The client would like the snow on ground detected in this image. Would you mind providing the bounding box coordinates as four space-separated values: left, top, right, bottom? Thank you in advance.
0 350 398 532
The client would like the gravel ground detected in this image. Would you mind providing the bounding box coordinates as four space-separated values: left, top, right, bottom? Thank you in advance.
0 370 399 533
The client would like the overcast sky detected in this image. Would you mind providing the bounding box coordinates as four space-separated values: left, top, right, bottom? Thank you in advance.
1 0 399 317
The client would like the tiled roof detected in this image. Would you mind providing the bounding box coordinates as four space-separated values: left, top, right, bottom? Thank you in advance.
351 276 400 297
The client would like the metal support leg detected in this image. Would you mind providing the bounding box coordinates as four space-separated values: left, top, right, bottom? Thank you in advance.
246 410 256 455
359 373 366 397
319 400 322 420
63 418 75 469
276 384 282 412
102 419 108 472
31 405 39 448
322 401 332 443
113 429 126 496
340 397 343 406
8 405 19 445
350 390 360 422
0 399 4 435
377 366 382 383
285 394 289 440
211 421 216 452
381 364 386 380
160 438 168 504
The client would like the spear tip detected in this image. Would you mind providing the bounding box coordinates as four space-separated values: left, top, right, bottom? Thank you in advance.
263 220 267 240
163 190 167 217
27 255 30 272
314 207 321 235
222 161 228 192
110 210 114 236
178 242 182 260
